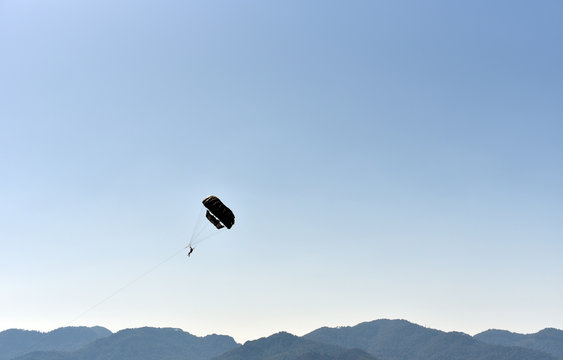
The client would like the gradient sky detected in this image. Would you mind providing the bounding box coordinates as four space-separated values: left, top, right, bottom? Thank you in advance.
1 0 562 343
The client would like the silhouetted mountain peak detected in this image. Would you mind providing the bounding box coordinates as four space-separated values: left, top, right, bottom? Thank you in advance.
13 327 239 360
305 320 558 360
0 326 112 360
537 328 563 337
475 327 563 358
216 331 378 360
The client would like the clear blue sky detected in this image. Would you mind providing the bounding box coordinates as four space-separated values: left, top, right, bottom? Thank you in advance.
1 0 562 343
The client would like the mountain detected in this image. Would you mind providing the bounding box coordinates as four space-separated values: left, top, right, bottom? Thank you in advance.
13 327 239 360
0 326 111 360
475 328 563 358
6 321 563 360
304 319 558 360
214 332 379 360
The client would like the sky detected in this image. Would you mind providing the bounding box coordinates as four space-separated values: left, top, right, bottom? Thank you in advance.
1 0 562 344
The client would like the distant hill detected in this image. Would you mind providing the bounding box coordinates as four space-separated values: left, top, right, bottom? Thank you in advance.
14 327 239 360
304 319 558 360
214 332 378 360
0 326 111 360
6 321 563 360
475 328 563 358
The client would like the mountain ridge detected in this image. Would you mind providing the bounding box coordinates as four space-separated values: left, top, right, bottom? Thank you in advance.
12 327 239 360
475 327 563 358
0 326 111 360
213 331 378 360
4 320 563 360
304 319 559 360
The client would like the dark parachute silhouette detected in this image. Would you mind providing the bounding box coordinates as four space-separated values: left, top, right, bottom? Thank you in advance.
187 195 235 253
202 195 235 229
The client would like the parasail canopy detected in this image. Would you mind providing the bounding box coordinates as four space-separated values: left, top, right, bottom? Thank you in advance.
202 195 235 229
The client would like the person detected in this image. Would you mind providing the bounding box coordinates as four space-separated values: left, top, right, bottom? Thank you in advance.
187 246 194 257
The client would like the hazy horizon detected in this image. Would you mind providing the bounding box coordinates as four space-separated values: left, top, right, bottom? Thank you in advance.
4 318 562 344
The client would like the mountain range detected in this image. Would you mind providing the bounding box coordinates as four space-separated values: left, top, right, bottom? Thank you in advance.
305 319 559 360
10 327 237 360
0 326 111 360
215 332 378 360
2 320 562 360
475 328 563 358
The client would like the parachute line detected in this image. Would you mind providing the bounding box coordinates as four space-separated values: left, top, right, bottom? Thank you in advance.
69 246 186 325
190 228 224 246
188 206 206 246
189 217 211 246
187 200 230 248
26 244 187 354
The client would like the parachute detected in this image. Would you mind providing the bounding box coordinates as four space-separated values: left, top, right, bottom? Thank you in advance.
187 195 235 252
205 210 224 229
202 195 235 229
